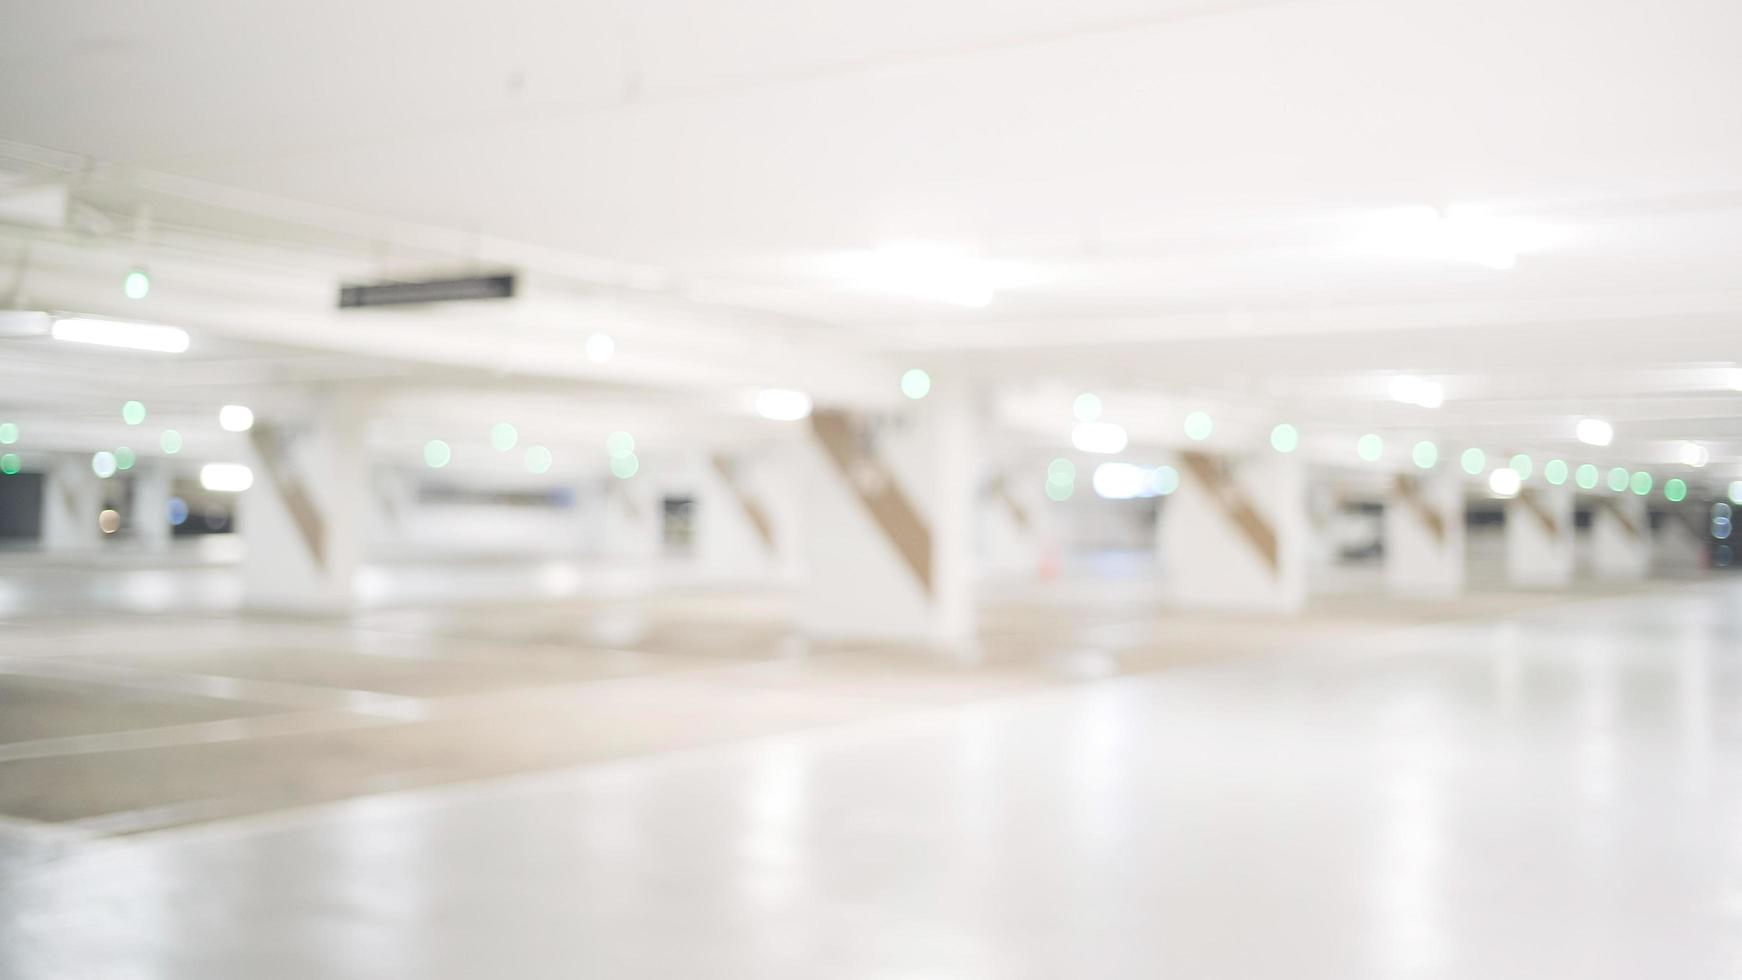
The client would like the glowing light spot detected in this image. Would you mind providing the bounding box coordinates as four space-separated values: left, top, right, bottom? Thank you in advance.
0 423 16 445
754 389 812 421
1509 454 1533 480
1047 458 1076 487
585 333 615 363
1357 434 1383 462
423 440 451 469
218 405 254 432
1093 463 1148 499
1630 471 1653 496
490 422 518 452
1151 465 1180 495
1183 411 1213 441
1576 418 1613 446
610 453 640 479
1607 467 1630 492
1388 375 1443 408
1045 479 1073 502
199 463 253 492
1543 459 1568 486
1269 423 1299 453
1575 464 1599 490
123 269 150 299
1071 421 1127 454
160 429 182 454
1460 448 1485 475
0 453 18 475
1664 478 1687 502
524 445 552 474
91 451 117 478
606 431 635 459
1073 393 1102 422
1411 441 1438 469
1731 481 1742 505
98 509 121 534
114 447 136 471
900 369 932 400
167 497 189 526
1678 442 1709 468
121 401 146 425
1489 468 1521 497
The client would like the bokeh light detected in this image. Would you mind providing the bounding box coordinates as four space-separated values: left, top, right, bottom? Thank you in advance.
1045 479 1073 502
1047 458 1076 488
1150 465 1180 495
0 422 16 444
1183 411 1213 441
91 451 117 478
167 497 189 526
1607 467 1629 492
524 445 553 474
1357 434 1383 462
1543 458 1568 486
115 447 136 470
610 453 640 479
900 369 932 400
1488 468 1521 497
123 269 150 299
606 431 635 459
423 440 451 469
1731 481 1742 505
1460 448 1485 475
1575 464 1599 490
0 453 19 475
490 422 518 451
160 429 182 454
1664 478 1687 502
98 509 121 534
585 333 615 364
1073 393 1102 422
1269 423 1299 454
121 400 146 425
1630 471 1652 495
1412 441 1438 469
218 404 254 432
1508 454 1533 480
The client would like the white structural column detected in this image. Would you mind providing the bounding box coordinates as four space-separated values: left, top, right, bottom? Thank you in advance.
694 452 786 584
1159 450 1307 613
599 472 663 560
1506 484 1575 587
1653 505 1709 574
980 464 1050 580
130 462 173 551
238 398 368 613
41 457 104 552
1589 494 1650 579
1385 471 1466 597
797 390 978 645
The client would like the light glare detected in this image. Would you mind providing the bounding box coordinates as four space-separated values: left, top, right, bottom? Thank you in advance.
1575 418 1613 447
199 463 253 492
1488 468 1521 497
755 389 813 421
218 404 254 432
1071 421 1128 455
52 317 189 353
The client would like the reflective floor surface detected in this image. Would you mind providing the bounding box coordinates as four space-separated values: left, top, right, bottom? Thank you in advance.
1 579 1738 978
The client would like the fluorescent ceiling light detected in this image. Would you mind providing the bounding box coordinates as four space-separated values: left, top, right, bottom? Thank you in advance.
1388 374 1443 408
199 463 254 492
51 317 189 353
754 388 813 421
1365 206 1559 271
219 404 254 432
1575 418 1613 447
1488 468 1521 497
842 245 995 307
1071 421 1128 455
585 333 615 363
1678 441 1709 468
1092 462 1148 499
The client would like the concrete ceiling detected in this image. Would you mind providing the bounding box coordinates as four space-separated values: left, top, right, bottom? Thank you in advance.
1 0 1739 479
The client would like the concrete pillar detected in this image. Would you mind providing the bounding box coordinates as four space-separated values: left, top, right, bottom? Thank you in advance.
696 453 780 583
42 458 104 553
980 466 1049 580
1590 495 1650 580
131 463 173 551
1506 484 1575 587
797 391 978 645
1159 450 1308 613
1385 471 1466 597
238 399 368 613
1653 506 1709 574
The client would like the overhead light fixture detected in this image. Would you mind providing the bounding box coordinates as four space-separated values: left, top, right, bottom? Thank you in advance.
1092 462 1148 499
218 404 254 432
199 463 254 492
1678 441 1709 468
1488 468 1521 497
1575 418 1613 447
585 333 615 364
844 245 995 308
1071 421 1128 455
123 268 151 300
1388 374 1443 408
1368 206 1557 271
754 388 813 421
51 317 189 353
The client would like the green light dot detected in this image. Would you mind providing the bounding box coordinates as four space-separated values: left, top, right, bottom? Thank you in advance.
160 429 182 454
1460 448 1485 475
1183 411 1213 441
0 453 19 475
114 447 136 471
1575 464 1599 490
1509 454 1533 480
900 369 932 400
524 445 552 475
121 401 146 425
423 440 451 469
1152 465 1180 495
1269 423 1299 454
1356 434 1383 462
1045 479 1073 502
1630 471 1652 496
489 422 518 452
1411 441 1438 469
91 451 117 478
1543 459 1568 486
0 423 16 445
123 269 150 299
605 431 635 459
1664 478 1687 503
1073 393 1102 422
1047 458 1076 486
1607 467 1630 492
610 453 640 479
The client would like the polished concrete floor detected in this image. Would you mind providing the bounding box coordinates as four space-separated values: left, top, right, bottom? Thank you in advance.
0 572 1738 977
